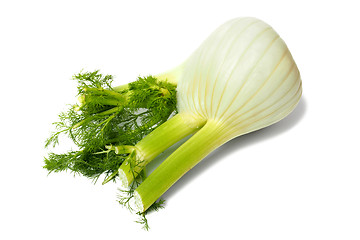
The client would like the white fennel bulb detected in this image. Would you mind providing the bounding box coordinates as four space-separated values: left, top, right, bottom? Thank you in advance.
177 17 301 139
116 17 302 213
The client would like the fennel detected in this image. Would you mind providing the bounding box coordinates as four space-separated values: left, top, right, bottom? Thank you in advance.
44 17 302 230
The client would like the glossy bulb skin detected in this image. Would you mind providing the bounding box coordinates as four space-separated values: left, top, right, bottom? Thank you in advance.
177 17 302 139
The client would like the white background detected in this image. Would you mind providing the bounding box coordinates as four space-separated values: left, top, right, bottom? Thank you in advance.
1 0 359 239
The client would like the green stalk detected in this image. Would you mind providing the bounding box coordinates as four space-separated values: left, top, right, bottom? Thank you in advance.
133 119 229 212
112 83 130 92
91 98 126 106
78 95 122 107
83 87 125 100
118 113 207 187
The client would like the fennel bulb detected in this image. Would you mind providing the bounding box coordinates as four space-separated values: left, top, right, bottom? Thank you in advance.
132 17 302 212
45 17 302 229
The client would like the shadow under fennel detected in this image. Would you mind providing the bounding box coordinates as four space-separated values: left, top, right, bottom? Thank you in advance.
160 96 307 202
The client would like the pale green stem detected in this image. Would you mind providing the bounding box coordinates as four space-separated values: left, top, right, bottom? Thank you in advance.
134 119 229 212
155 63 183 85
118 113 207 187
83 87 125 100
78 95 126 109
102 150 135 185
78 87 128 109
112 83 129 92
105 145 136 154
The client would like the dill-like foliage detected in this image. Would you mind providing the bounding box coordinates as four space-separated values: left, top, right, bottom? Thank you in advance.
44 70 177 184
